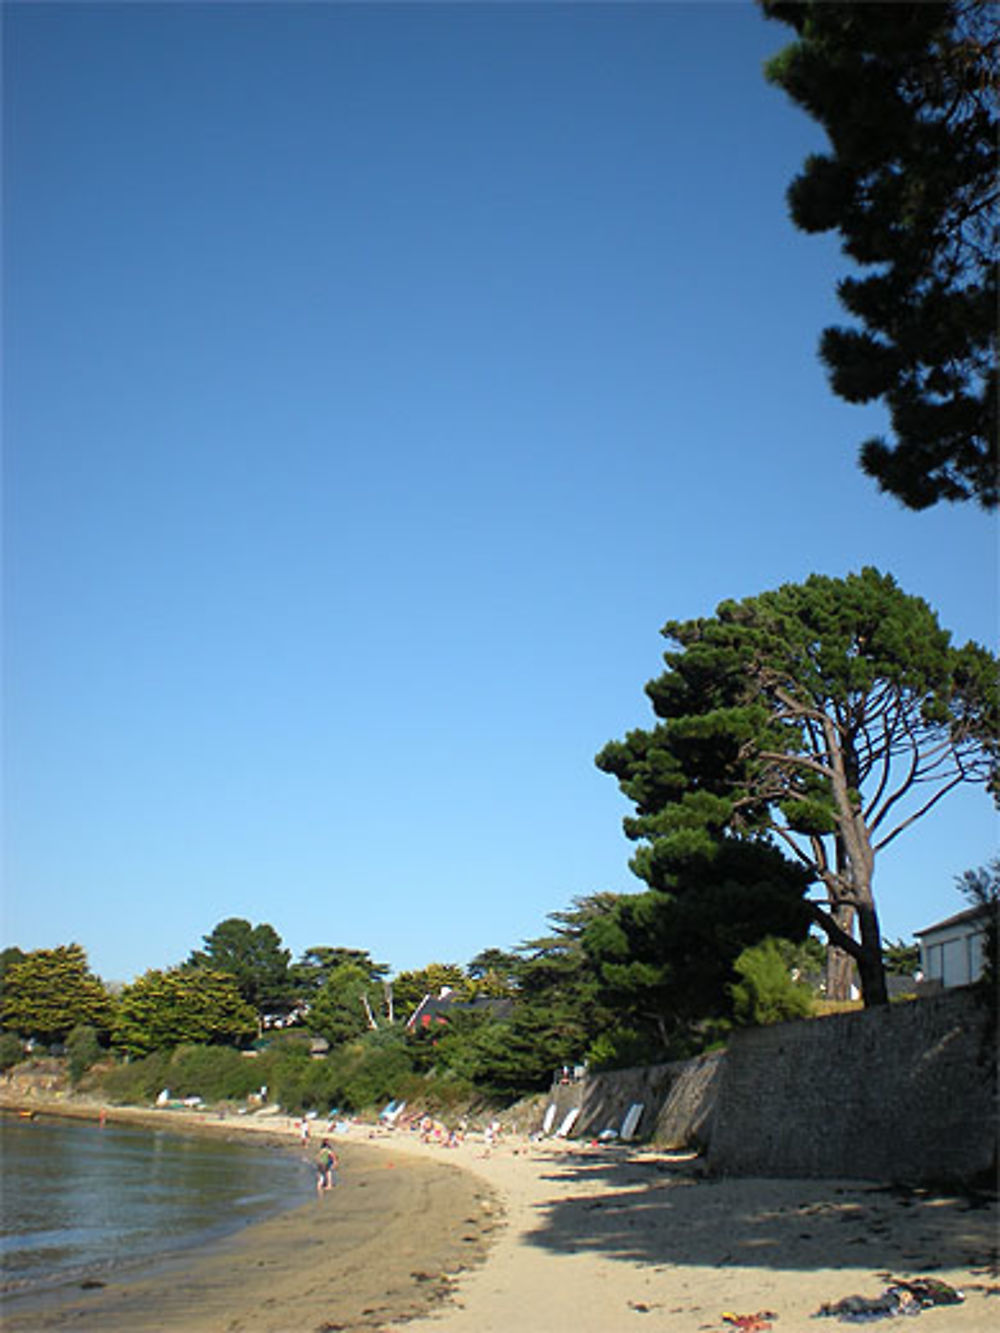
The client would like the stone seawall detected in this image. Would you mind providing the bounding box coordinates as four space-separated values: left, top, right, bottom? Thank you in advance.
571 1052 724 1149
707 987 996 1183
532 989 996 1184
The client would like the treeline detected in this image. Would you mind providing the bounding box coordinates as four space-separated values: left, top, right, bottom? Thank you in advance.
0 903 840 1111
3 568 997 1113
0 897 960 1116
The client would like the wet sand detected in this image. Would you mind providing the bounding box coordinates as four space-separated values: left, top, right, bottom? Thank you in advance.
1 1106 500 1331
2 1102 997 1332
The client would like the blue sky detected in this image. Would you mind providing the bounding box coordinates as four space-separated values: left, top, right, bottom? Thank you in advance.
3 1 996 984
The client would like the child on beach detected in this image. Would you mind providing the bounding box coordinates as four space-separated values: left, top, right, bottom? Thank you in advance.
315 1140 338 1195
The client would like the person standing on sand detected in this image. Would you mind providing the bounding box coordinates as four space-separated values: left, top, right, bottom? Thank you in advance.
316 1140 338 1195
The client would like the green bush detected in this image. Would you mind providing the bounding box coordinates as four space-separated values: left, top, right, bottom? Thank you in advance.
0 1031 24 1071
253 1041 313 1109
98 1045 270 1105
163 1045 261 1101
585 1026 668 1071
331 1031 417 1110
260 1029 420 1115
92 1026 481 1119
66 1025 103 1084
729 938 814 1026
99 1049 172 1104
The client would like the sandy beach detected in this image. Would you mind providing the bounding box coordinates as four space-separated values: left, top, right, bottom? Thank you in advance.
2 1103 997 1332
375 1134 999 1333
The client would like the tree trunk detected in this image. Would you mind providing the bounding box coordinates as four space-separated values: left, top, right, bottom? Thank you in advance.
856 901 889 1007
827 763 887 1007
825 903 857 1001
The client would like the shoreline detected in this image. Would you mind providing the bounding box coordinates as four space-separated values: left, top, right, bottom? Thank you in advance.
1 1097 503 1331
3 1096 997 1331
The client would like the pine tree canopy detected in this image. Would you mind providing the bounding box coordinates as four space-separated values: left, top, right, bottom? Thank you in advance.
761 1 998 508
597 568 999 1006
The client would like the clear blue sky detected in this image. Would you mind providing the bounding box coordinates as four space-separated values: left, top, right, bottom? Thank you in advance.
3 1 996 984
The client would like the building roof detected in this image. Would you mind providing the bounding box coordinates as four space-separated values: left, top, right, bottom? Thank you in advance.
405 990 514 1030
914 904 992 938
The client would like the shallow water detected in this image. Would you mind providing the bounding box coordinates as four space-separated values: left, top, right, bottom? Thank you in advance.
0 1113 312 1295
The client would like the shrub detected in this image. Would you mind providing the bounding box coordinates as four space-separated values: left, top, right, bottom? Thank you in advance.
99 1049 172 1104
65 1025 103 1084
0 1031 23 1071
729 938 814 1026
586 1026 670 1071
330 1031 416 1110
163 1045 262 1101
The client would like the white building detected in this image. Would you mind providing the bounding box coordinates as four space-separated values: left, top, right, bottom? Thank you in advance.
914 905 991 988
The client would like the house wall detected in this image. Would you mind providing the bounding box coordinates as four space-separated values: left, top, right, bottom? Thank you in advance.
919 925 985 987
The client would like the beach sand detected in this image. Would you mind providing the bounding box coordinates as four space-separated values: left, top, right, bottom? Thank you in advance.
1 1106 498 1332
375 1135 999 1333
2 1104 997 1332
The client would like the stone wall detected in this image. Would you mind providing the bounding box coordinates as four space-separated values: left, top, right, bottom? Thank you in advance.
653 1050 724 1149
707 987 996 1183
523 1051 724 1148
540 989 996 1184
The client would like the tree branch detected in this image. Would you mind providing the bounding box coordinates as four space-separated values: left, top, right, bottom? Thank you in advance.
806 901 862 959
872 771 968 852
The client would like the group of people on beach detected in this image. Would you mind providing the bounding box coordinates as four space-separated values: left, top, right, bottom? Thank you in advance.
418 1114 465 1147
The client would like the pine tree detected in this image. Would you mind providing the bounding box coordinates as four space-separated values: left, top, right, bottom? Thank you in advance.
597 569 999 1006
761 1 998 508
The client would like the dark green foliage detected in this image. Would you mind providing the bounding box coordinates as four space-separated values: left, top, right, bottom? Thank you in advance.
585 1026 669 1072
306 964 386 1046
99 1049 173 1104
883 938 920 975
292 947 389 998
99 1040 310 1107
187 919 295 1020
1 945 114 1043
0 1031 24 1071
159 1045 260 1101
323 1028 419 1112
729 938 815 1026
511 895 628 1072
597 569 999 1008
65 1024 103 1084
422 1009 576 1099
761 1 998 508
0 947 27 988
584 843 813 1055
248 1030 421 1115
94 1029 475 1117
401 896 632 1092
782 932 827 977
101 1046 255 1104
466 949 520 997
113 968 258 1058
266 1056 341 1115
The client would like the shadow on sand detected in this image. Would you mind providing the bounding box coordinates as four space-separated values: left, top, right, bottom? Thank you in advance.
522 1147 998 1278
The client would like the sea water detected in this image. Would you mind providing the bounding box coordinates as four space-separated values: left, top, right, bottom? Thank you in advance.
0 1113 312 1297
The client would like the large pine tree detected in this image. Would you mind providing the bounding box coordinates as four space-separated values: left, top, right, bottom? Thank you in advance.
761 1 998 508
597 570 998 1006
